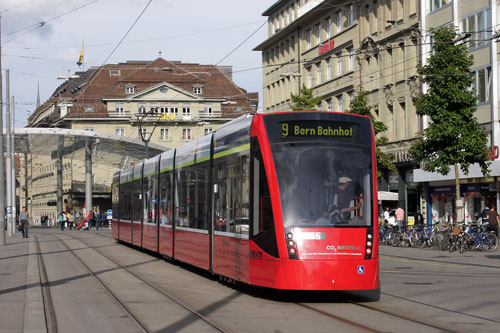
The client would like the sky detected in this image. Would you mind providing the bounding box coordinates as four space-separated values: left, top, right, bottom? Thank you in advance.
1 0 277 127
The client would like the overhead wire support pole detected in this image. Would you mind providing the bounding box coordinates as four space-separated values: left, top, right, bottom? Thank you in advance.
5 69 12 236
0 13 6 245
11 96 16 232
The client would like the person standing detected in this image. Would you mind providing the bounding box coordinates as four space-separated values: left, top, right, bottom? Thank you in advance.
482 204 490 225
383 207 390 224
395 205 405 232
19 207 29 238
414 209 425 231
487 206 500 238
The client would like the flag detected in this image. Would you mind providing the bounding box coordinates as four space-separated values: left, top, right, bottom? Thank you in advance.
77 41 84 66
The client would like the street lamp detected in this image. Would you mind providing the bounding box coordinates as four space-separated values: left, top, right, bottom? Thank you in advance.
136 108 159 159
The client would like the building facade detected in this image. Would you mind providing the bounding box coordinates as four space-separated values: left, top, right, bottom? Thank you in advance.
254 0 422 220
415 0 500 224
24 58 258 223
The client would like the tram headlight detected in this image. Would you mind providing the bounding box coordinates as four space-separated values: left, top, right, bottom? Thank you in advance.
367 233 372 240
288 240 295 247
366 248 372 255
287 232 294 239
367 241 372 247
289 247 296 255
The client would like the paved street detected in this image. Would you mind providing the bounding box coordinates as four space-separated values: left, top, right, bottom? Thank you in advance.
1 228 499 332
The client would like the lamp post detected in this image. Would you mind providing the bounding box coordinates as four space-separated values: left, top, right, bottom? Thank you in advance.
136 108 159 159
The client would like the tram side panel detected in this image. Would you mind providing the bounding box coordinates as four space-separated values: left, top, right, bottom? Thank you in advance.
142 155 160 252
132 162 143 248
173 162 211 270
118 168 133 244
212 151 251 283
111 172 120 239
158 169 174 257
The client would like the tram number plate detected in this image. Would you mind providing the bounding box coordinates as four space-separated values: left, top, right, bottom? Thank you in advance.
301 232 326 240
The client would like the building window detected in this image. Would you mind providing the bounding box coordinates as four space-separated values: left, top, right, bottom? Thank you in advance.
325 17 331 39
388 48 393 82
307 67 312 88
171 106 179 114
327 57 332 80
316 63 322 85
337 11 342 32
125 86 135 94
160 128 169 141
109 69 120 76
474 66 492 103
205 128 213 135
429 0 451 13
160 105 168 113
337 53 343 76
461 8 492 49
138 105 146 113
327 98 333 111
85 128 94 132
316 22 322 44
337 94 344 112
182 128 191 141
398 0 404 20
348 4 354 26
182 105 191 115
400 43 405 79
116 105 124 116
307 29 312 48
116 128 125 136
193 87 203 94
348 47 354 71
204 106 213 115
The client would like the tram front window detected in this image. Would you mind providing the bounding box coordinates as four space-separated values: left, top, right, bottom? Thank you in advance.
271 143 372 227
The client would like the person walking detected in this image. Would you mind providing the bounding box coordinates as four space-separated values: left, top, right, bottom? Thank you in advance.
487 206 500 238
59 212 65 231
395 205 405 232
19 207 29 238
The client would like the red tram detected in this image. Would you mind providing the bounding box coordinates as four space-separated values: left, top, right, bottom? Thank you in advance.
112 111 380 299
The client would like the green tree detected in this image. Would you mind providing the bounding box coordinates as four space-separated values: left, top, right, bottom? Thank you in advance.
346 87 397 179
410 26 490 221
290 84 322 110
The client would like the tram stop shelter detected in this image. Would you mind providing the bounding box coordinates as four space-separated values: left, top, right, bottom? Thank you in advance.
2 128 167 232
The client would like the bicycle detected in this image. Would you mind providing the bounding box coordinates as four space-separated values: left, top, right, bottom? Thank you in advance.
463 224 499 252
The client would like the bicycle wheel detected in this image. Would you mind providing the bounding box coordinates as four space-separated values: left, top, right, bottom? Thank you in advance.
486 234 499 252
389 232 400 247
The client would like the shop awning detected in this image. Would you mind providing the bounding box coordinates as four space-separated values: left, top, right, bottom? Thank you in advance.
378 191 398 201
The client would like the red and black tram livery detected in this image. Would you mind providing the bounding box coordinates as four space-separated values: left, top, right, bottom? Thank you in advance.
112 111 379 295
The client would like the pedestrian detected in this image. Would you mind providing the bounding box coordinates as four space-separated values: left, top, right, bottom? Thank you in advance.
58 212 65 231
19 206 29 238
383 207 390 225
395 205 405 232
67 212 73 230
414 209 425 231
487 206 500 238
482 204 490 225
101 211 107 228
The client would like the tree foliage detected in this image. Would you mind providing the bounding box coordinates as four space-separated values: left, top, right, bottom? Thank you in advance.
409 26 490 176
346 87 397 178
290 84 322 111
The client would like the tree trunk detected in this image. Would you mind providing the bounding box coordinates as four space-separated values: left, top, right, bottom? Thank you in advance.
454 164 463 222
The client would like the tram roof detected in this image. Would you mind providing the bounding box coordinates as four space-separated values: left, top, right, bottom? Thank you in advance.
3 128 168 168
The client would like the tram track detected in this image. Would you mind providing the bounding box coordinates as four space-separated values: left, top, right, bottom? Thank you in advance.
57 233 228 333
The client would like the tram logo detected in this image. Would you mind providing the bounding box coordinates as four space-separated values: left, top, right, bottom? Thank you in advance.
326 245 362 252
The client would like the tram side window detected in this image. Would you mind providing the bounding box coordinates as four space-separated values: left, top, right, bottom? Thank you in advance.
120 183 132 221
175 166 210 230
145 175 157 224
214 153 250 234
159 171 173 225
133 179 142 222
112 184 119 220
252 150 274 237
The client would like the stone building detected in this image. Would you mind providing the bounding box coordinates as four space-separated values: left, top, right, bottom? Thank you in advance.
254 0 421 218
24 58 258 222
